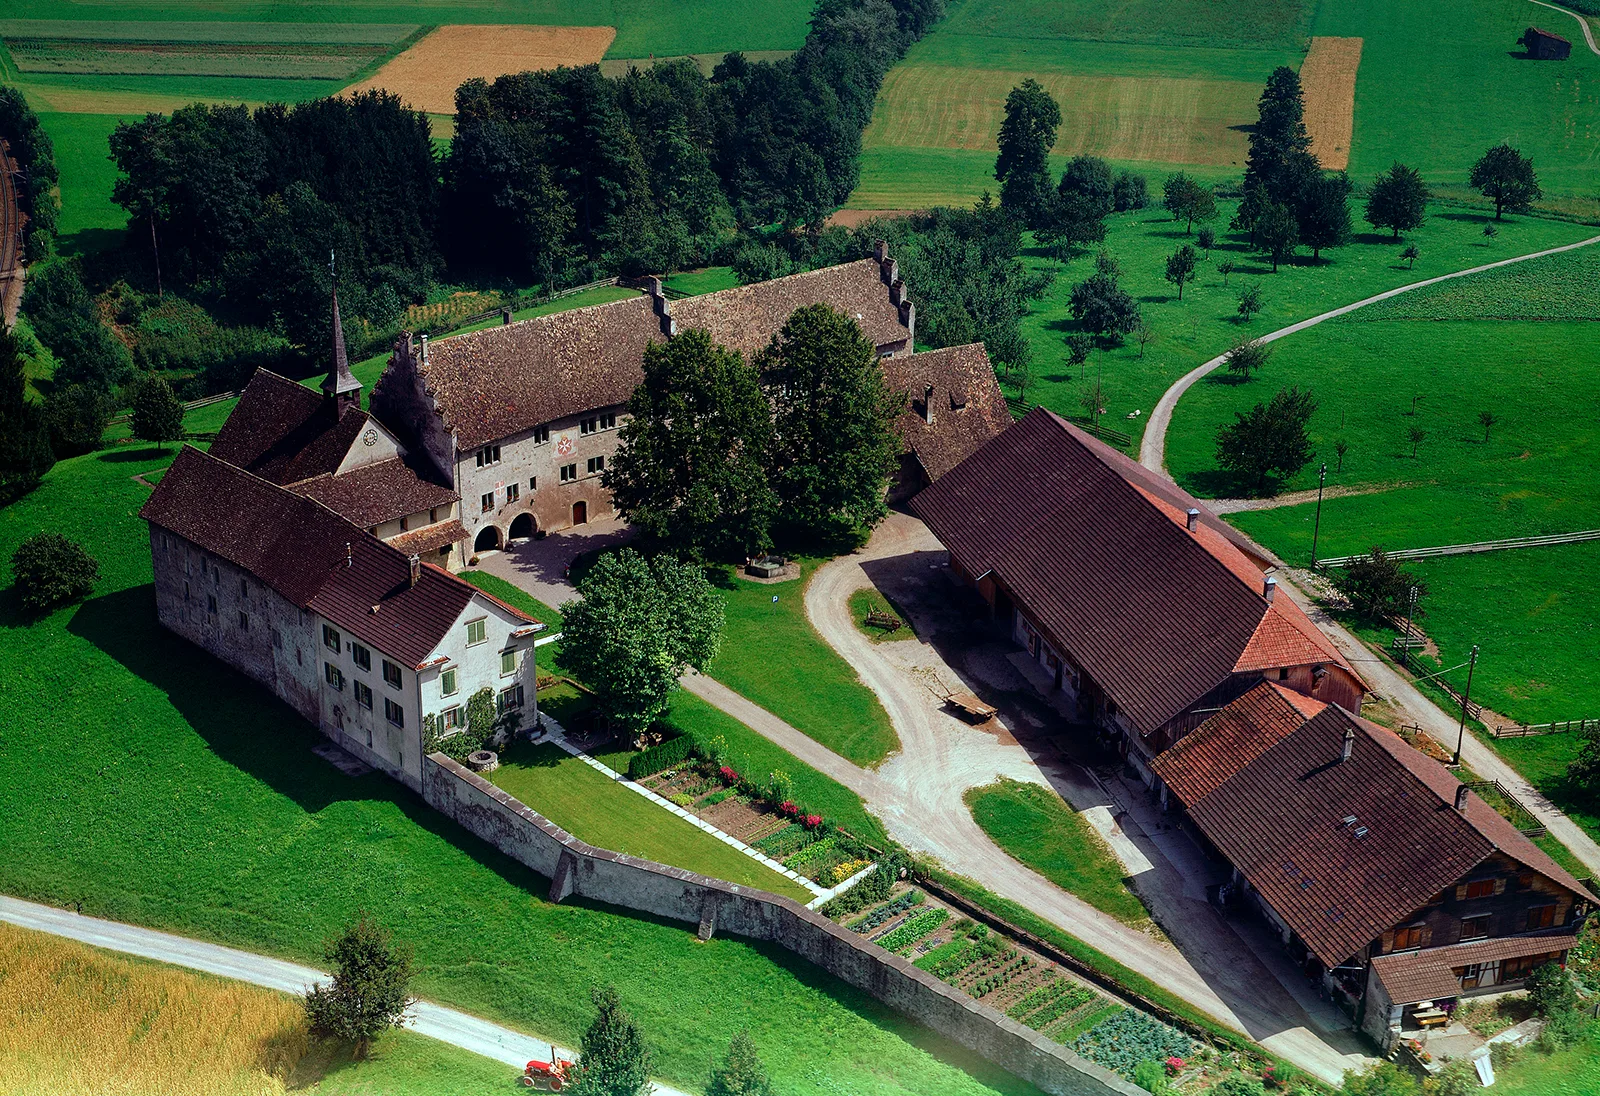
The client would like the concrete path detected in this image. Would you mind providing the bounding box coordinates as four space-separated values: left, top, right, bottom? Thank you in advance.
0 893 691 1096
1138 234 1600 473
1529 0 1600 55
474 514 635 609
1266 565 1600 880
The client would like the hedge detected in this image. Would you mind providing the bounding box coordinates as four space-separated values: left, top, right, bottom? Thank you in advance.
627 733 696 779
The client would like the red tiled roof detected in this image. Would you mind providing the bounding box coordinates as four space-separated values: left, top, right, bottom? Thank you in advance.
881 344 1013 482
910 407 1353 733
1154 684 1595 966
396 259 909 451
1370 931 1578 1005
141 447 535 667
387 519 467 556
209 370 368 485
292 459 459 529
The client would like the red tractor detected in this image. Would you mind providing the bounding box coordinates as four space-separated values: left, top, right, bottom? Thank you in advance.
522 1057 578 1091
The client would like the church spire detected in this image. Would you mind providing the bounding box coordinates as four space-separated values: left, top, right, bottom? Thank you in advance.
322 256 361 416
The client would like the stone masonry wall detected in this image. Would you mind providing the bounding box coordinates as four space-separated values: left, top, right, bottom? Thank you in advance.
422 754 1143 1096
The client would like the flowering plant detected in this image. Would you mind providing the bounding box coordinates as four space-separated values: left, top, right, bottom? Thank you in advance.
778 800 799 817
719 766 740 784
802 813 824 829
1165 1057 1184 1075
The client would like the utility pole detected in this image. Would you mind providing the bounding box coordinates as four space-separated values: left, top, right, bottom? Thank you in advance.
1453 644 1480 767
1401 584 1419 670
1310 462 1328 568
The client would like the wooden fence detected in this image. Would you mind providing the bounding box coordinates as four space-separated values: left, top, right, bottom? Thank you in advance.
1491 717 1599 740
1319 528 1600 568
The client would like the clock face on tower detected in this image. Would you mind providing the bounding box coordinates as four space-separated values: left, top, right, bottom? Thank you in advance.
362 428 378 447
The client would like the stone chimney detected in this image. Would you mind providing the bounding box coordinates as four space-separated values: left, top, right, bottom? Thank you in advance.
1185 508 1199 533
889 278 905 307
1455 784 1470 812
899 298 915 343
647 276 675 337
419 333 429 365
408 554 421 588
1263 576 1277 603
1340 726 1355 763
321 287 362 417
922 384 935 425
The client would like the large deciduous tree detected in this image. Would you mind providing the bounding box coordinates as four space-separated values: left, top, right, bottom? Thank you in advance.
759 304 900 547
11 533 97 614
303 912 415 1059
560 550 723 734
1214 384 1317 494
1364 162 1429 238
130 374 184 450
1161 173 1216 234
1164 244 1199 300
1297 172 1352 259
1469 142 1541 219
1256 201 1299 272
994 79 1060 227
604 329 776 560
1068 265 1140 341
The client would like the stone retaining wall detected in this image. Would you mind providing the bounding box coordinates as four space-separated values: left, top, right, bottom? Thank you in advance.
422 753 1142 1096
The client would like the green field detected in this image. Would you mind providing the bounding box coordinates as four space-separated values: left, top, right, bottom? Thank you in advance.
488 742 812 901
0 440 1041 1096
964 779 1151 927
709 561 900 767
937 0 1310 50
1000 201 1591 453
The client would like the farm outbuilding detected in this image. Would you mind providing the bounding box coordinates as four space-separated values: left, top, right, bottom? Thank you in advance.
1520 26 1571 59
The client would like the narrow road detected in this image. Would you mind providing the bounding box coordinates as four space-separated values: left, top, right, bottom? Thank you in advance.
1529 0 1600 55
0 893 693 1096
1138 234 1600 473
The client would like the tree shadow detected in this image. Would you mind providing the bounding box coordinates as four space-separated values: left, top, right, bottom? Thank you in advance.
99 447 172 464
1436 211 1492 223
1041 373 1078 384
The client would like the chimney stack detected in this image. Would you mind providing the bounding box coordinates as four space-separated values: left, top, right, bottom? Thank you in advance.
1185 508 1199 533
1455 785 1470 812
923 384 935 425
1341 726 1355 763
409 554 421 588
1263 576 1277 603
345 542 353 568
419 333 429 365
501 307 513 326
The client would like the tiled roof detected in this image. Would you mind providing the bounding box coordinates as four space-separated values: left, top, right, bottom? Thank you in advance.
209 369 368 485
141 447 534 667
388 519 468 556
401 259 909 451
292 459 459 529
881 344 1013 482
1154 684 1595 966
1370 931 1578 1005
909 407 1353 733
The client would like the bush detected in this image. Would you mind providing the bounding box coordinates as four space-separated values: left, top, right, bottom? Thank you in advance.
303 911 414 1058
44 383 112 456
11 533 98 613
627 732 696 779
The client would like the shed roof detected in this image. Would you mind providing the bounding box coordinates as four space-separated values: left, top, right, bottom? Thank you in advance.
881 343 1014 482
1370 931 1578 1005
141 447 534 667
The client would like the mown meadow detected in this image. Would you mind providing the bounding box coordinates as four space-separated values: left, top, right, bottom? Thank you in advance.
0 436 1043 1096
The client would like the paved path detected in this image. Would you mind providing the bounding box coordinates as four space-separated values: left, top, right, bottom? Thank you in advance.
1207 483 1409 514
1138 234 1600 473
0 893 692 1096
1530 0 1600 55
475 514 635 609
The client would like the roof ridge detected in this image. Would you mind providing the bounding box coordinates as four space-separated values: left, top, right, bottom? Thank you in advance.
429 291 648 354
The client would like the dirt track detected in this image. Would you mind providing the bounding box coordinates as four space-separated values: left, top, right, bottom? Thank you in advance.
344 25 616 114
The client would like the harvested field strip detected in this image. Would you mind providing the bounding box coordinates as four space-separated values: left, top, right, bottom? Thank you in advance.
344 24 616 114
9 39 395 80
864 64 1264 165
1299 37 1362 171
0 19 419 43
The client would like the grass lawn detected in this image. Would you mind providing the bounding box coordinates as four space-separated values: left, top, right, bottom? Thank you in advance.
0 920 524 1095
664 266 740 296
1002 200 1591 454
487 742 813 901
0 442 1044 1096
964 779 1151 928
1490 1022 1600 1096
848 586 916 644
708 560 900 766
35 112 135 253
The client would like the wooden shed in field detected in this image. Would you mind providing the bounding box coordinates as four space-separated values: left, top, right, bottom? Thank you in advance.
1520 26 1572 59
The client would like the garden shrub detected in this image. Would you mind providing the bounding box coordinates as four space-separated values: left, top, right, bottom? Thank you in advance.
1209 1076 1268 1096
627 732 695 779
11 532 98 613
1133 1058 1171 1095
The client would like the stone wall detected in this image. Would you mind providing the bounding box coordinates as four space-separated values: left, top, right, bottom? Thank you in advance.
422 753 1143 1096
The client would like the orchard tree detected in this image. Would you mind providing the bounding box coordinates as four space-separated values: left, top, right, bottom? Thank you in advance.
1111 170 1148 211
1162 173 1216 234
995 79 1060 226
1257 201 1299 272
1068 269 1140 341
1164 244 1199 300
1333 548 1426 619
1478 410 1497 442
1401 244 1420 269
130 373 184 450
1224 336 1272 381
560 550 723 734
1064 333 1093 374
303 912 415 1059
1298 172 1352 259
604 329 775 560
1217 258 1237 285
1334 439 1349 472
11 533 98 614
1057 155 1114 214
572 987 653 1096
1469 143 1541 219
1135 319 1156 359
1196 226 1216 255
1214 385 1317 494
1236 282 1264 322
1407 424 1427 458
759 305 900 547
1365 162 1429 238
0 327 53 502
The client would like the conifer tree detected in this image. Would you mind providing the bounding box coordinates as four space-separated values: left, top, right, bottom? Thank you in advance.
0 327 54 502
572 986 654 1096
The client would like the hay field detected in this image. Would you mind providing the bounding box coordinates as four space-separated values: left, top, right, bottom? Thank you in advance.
344 24 615 113
0 921 305 1096
1299 37 1362 171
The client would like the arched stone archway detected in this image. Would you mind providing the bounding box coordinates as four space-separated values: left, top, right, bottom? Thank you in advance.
508 512 536 541
473 524 502 553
